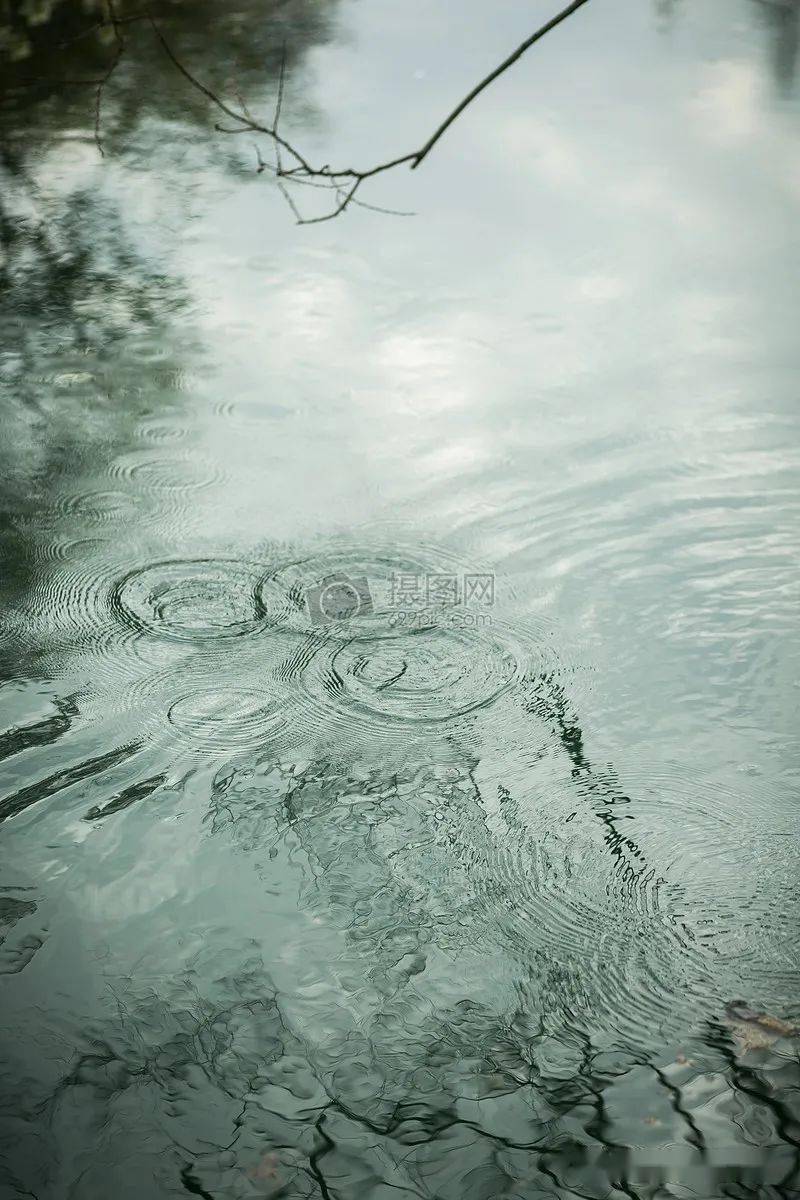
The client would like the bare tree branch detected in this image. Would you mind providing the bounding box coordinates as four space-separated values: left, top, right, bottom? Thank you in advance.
410 0 591 169
93 0 126 156
73 0 591 219
148 14 314 174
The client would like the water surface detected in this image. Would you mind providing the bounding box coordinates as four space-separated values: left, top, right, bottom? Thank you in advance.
1 0 799 1196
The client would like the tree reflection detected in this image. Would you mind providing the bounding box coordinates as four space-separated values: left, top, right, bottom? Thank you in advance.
0 0 336 644
0 143 193 657
654 0 799 92
756 0 800 94
1 0 335 150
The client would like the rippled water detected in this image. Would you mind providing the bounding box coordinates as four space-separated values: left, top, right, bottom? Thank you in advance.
1 0 799 1196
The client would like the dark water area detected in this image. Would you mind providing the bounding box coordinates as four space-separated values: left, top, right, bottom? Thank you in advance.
1 1 799 1196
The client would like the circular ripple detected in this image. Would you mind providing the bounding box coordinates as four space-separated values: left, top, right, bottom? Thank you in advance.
331 628 519 724
55 489 139 524
292 623 526 739
167 687 287 752
256 545 480 640
5 548 169 697
108 449 224 494
214 397 293 427
112 559 268 642
135 415 190 444
373 772 715 1047
33 535 108 565
493 841 710 1045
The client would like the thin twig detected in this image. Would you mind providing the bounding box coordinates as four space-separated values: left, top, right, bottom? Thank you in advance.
274 42 286 131
411 0 591 168
149 15 313 173
276 177 304 222
273 44 286 176
87 0 591 218
94 1 126 156
296 178 362 225
94 43 122 155
56 11 151 49
349 195 415 217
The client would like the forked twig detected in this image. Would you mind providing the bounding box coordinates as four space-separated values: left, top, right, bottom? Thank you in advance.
149 0 591 221
94 0 126 155
80 0 590 219
148 14 313 173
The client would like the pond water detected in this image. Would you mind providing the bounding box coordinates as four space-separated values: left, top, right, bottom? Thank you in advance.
1 0 799 1196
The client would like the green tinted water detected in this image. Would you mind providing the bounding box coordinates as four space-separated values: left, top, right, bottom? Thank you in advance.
1 1 799 1196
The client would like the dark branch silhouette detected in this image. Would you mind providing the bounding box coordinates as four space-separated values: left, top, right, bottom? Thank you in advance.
409 0 591 171
155 0 592 221
52 0 591 221
93 0 125 156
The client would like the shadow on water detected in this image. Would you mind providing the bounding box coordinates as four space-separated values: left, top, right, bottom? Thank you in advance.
656 0 800 94
0 165 189 644
2 540 798 1196
0 0 334 119
756 0 800 93
0 0 335 658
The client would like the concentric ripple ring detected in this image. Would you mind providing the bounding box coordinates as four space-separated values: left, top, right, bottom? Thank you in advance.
255 545 481 641
112 558 269 642
300 624 524 728
167 687 287 752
